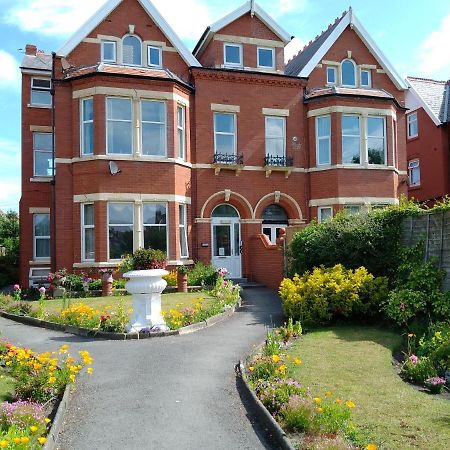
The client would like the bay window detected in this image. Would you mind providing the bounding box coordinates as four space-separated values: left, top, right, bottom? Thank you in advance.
143 203 167 252
81 98 94 155
108 203 134 259
141 100 166 156
33 214 50 260
179 204 188 258
106 97 132 154
318 207 332 223
316 115 331 165
177 105 186 159
367 117 386 164
342 115 361 164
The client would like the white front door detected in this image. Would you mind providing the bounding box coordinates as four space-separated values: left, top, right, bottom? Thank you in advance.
211 218 242 278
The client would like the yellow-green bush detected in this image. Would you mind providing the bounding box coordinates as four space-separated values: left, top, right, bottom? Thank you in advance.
279 265 388 325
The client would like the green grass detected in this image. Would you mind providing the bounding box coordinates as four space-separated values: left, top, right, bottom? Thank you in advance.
287 326 450 450
0 369 15 402
31 292 211 315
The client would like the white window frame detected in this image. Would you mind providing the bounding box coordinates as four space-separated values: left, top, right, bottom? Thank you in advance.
318 207 333 223
224 43 243 67
106 97 133 155
33 214 50 261
343 205 362 215
179 204 189 258
80 97 94 156
140 100 167 157
342 114 361 165
367 116 387 165
214 112 237 155
122 34 142 67
142 203 168 254
326 67 337 85
81 203 95 262
147 45 162 68
107 202 134 261
341 59 357 87
265 116 286 158
33 132 53 177
408 159 421 187
261 225 285 245
31 77 52 106
101 40 117 63
407 112 418 139
257 47 275 69
316 115 331 165
360 69 371 87
177 104 186 160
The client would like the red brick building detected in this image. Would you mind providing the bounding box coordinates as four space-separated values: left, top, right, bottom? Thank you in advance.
405 77 450 204
20 0 408 288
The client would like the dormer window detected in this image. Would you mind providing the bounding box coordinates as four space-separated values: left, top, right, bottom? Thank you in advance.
341 59 356 87
360 69 371 87
326 67 337 85
148 46 162 68
123 35 142 66
257 47 274 69
101 40 116 63
224 43 242 67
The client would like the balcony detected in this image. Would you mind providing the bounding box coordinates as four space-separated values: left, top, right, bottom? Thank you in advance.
212 152 244 176
264 155 294 178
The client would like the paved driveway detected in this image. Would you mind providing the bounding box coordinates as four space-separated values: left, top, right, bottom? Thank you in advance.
0 288 284 450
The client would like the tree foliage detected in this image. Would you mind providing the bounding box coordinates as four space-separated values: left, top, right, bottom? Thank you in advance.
0 210 19 287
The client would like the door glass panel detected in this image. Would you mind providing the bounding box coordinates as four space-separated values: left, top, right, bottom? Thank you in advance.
213 225 231 256
234 223 240 256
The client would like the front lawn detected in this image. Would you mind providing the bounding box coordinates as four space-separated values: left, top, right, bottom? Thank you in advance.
287 326 450 449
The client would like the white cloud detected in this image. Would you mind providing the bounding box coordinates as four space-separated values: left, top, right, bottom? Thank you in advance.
417 14 450 78
267 0 307 18
0 139 20 212
0 50 20 90
0 139 20 169
284 37 305 63
0 179 20 212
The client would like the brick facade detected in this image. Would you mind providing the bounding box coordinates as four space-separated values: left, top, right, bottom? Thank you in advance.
20 0 408 289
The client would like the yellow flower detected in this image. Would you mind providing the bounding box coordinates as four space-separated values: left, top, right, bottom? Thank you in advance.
325 391 333 397
346 400 356 409
20 437 30 444
38 437 47 445
313 397 322 405
293 358 302 365
278 365 287 373
48 376 56 384
0 440 8 448
248 366 255 372
45 418 51 424
49 365 57 372
366 445 378 450
271 355 280 363
408 333 415 338
335 399 342 405
69 374 76 382
30 425 38 433
13 438 21 444
316 407 323 413
87 367 94 375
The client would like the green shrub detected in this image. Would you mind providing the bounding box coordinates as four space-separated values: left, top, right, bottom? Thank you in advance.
279 265 388 325
89 279 102 290
280 394 315 432
120 248 167 271
400 356 437 384
187 262 217 286
4 301 33 316
418 322 450 373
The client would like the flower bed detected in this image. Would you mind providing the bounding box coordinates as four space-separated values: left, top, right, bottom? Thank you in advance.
0 341 93 448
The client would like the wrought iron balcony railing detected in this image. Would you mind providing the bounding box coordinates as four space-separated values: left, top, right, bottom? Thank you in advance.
213 153 244 165
264 155 293 167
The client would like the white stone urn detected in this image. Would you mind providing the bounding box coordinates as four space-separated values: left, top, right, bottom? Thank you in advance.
124 269 169 332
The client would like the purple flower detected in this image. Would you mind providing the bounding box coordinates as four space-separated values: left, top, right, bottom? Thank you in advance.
13 284 20 291
38 287 46 295
409 354 418 365
425 377 446 386
0 400 46 427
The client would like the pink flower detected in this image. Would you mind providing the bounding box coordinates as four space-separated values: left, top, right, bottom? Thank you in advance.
13 284 20 291
39 287 46 294
409 354 418 365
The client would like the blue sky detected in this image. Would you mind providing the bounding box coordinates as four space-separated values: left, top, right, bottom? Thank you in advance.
0 0 449 212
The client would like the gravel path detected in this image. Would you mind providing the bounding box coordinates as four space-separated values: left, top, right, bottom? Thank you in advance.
0 288 284 450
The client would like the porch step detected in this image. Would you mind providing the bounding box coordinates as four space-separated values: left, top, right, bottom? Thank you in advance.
229 278 265 289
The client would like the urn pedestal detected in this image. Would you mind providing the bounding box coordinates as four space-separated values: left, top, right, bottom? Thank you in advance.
124 269 168 332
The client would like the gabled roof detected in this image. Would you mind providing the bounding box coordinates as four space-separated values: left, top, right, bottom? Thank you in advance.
285 8 408 90
57 0 200 67
193 1 292 56
406 76 449 125
20 53 52 72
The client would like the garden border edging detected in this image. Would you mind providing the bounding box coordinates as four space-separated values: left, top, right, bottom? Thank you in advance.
236 360 295 450
0 298 241 340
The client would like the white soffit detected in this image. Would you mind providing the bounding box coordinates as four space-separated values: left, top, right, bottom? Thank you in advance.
405 81 441 126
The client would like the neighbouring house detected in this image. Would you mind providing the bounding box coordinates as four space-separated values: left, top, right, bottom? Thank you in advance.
19 0 408 289
405 76 450 204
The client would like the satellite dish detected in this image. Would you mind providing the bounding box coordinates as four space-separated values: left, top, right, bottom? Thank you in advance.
109 161 121 175
61 58 72 71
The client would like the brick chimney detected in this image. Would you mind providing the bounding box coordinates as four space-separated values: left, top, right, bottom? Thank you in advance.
25 44 37 56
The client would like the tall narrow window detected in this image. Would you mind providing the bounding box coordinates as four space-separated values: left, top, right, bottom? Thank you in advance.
316 115 331 165
342 115 361 164
143 203 167 252
33 132 53 177
33 214 50 260
123 35 142 66
224 44 242 67
101 41 116 63
147 46 162 67
82 204 95 261
341 59 356 86
326 67 336 85
141 100 166 156
408 160 420 186
407 112 418 138
179 204 188 258
214 113 236 156
318 207 332 223
31 78 51 106
106 98 132 154
177 105 186 159
367 117 386 164
265 117 286 158
108 203 134 260
81 98 94 155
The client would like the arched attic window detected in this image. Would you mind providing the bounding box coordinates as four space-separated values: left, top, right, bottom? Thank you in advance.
123 35 142 66
341 59 356 87
262 204 288 244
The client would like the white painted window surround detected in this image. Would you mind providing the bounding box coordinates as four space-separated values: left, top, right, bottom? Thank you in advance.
316 115 331 165
33 214 50 260
408 159 420 187
214 112 237 155
407 112 418 138
224 43 243 67
257 47 275 69
318 206 333 223
31 78 52 106
82 203 95 261
101 40 117 63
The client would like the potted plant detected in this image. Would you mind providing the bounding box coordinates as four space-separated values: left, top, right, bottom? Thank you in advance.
98 268 114 297
48 268 68 298
177 265 189 293
424 377 446 394
119 249 168 332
